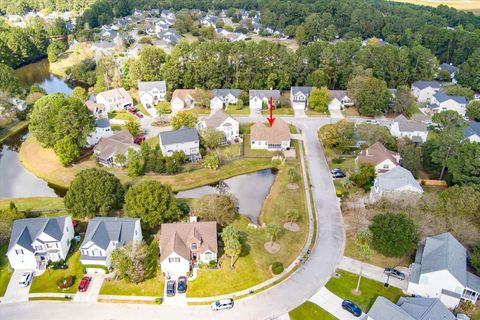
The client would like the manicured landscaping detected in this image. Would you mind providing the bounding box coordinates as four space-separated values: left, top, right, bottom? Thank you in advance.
261 107 294 116
0 197 64 211
183 107 210 115
134 103 151 117
325 269 404 311
30 251 85 294
289 301 336 320
0 244 13 297
145 136 159 148
108 111 138 122
100 275 164 296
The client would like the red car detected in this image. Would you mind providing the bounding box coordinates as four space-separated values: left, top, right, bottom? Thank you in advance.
135 112 144 118
78 276 92 292
134 137 145 144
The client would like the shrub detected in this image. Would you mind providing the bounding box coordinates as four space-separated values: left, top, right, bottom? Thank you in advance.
208 260 217 268
470 243 480 273
369 213 418 257
56 276 75 289
155 297 162 304
271 262 284 275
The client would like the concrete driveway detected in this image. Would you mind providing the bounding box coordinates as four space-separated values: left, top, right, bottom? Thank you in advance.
73 274 105 303
2 270 34 303
309 287 362 320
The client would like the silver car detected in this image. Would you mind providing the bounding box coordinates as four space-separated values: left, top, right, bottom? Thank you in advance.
211 299 234 311
18 271 33 287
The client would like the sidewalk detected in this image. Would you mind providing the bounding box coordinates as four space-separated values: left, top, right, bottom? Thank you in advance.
338 256 408 290
308 287 360 320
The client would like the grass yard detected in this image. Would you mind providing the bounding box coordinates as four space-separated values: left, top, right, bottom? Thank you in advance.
261 107 294 116
100 275 164 296
135 103 151 117
243 135 279 158
225 104 251 115
184 107 211 116
108 111 137 122
217 143 241 159
326 269 404 311
305 109 329 117
0 244 13 297
111 124 126 131
344 237 410 268
0 197 64 211
145 136 159 148
289 302 336 320
49 42 95 77
389 0 480 14
0 120 28 144
30 251 84 294
342 107 360 117
188 161 308 297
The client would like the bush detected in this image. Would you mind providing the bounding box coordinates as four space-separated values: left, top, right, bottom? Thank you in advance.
208 260 217 269
155 297 162 304
470 243 480 273
271 262 284 275
369 213 418 257
56 276 75 289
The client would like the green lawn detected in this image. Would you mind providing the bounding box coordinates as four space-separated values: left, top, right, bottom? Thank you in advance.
0 244 13 297
0 197 64 211
217 143 241 160
145 136 159 148
225 105 250 115
325 269 404 311
108 111 137 121
111 124 126 131
305 109 329 117
30 251 85 294
243 135 278 158
183 107 210 115
261 107 294 116
289 302 336 320
100 275 164 296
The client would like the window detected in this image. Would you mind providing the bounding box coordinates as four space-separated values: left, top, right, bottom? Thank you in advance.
204 252 213 261
15 249 24 255
66 227 69 232
168 257 180 263
191 243 198 250
383 164 389 169
35 245 43 251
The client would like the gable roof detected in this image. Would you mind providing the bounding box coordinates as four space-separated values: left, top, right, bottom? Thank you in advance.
85 101 107 113
81 217 140 251
439 63 458 74
160 221 217 262
376 166 423 193
368 296 414 320
328 90 350 101
93 130 137 160
159 126 199 145
8 217 68 253
171 89 195 102
397 297 456 320
393 115 428 133
138 80 166 93
412 81 441 90
249 89 280 100
250 118 290 144
357 142 400 167
95 118 110 128
202 110 236 128
433 92 467 104
211 89 241 99
464 121 480 139
291 87 313 96
97 88 132 104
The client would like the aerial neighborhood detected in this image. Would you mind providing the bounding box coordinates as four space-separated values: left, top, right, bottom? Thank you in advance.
1 0 480 320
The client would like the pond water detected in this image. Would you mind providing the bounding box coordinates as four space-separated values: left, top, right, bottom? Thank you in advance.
176 169 277 224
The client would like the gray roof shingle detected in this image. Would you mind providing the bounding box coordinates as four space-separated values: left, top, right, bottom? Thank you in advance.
397 297 456 320
367 296 413 320
393 115 428 133
81 217 139 251
433 92 467 104
376 166 423 193
249 90 280 100
211 89 241 99
439 63 458 75
412 81 441 90
159 127 199 145
138 80 166 93
8 217 68 252
463 121 480 139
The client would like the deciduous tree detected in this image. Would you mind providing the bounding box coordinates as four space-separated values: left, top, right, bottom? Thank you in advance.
170 111 198 130
308 87 331 112
193 194 237 226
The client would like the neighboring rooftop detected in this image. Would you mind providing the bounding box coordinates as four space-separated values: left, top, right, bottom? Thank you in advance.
439 63 459 74
376 166 423 193
95 118 110 128
94 130 137 160
138 80 166 92
328 90 350 100
291 86 313 96
85 101 107 113
393 115 428 133
412 80 441 90
463 121 480 139
159 126 199 145
433 92 467 104
249 89 281 100
212 89 241 98
250 118 290 144
357 142 400 168
81 217 139 251
172 89 195 101
202 110 234 128
97 88 132 103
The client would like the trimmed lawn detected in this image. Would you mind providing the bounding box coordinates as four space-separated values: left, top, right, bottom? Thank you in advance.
217 143 241 159
261 107 294 116
108 111 137 122
111 124 126 131
325 269 404 311
183 107 210 116
0 244 13 297
135 103 151 117
289 302 336 320
145 136 159 148
243 134 278 158
0 197 64 211
305 109 329 117
100 275 164 296
344 237 410 269
225 105 250 115
30 251 84 294
342 107 360 117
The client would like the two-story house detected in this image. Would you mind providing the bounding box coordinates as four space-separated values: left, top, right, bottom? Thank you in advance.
407 232 480 309
93 130 140 167
430 92 467 116
356 142 401 173
96 88 133 112
250 118 291 151
328 90 354 111
390 115 428 143
210 89 241 110
160 221 218 278
249 90 280 113
138 80 167 109
80 218 142 268
171 89 195 112
86 118 113 147
411 81 441 103
159 126 201 161
85 101 107 118
464 121 480 143
7 217 74 270
290 87 313 110
197 110 239 143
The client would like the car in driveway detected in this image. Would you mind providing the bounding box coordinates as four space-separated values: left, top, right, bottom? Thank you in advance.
365 120 380 125
211 299 234 311
18 271 33 287
78 276 92 292
384 267 406 280
166 280 176 297
342 300 362 317
177 276 187 293
133 137 145 144
331 169 346 179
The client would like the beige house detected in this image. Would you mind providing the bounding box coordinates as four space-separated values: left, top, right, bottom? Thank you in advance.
170 89 195 112
356 142 401 173
95 88 133 112
93 130 140 167
250 118 291 151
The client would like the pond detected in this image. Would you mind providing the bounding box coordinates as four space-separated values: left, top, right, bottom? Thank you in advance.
176 169 277 224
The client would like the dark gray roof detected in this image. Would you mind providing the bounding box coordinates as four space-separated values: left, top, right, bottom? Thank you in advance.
328 90 350 100
81 217 139 251
397 297 456 320
138 80 166 92
376 166 423 193
291 86 313 96
249 90 280 100
159 126 199 145
463 121 480 139
467 272 480 292
211 89 241 99
412 81 441 90
95 118 110 128
394 115 428 133
202 110 234 128
367 296 413 320
433 92 467 104
439 63 458 74
8 217 68 252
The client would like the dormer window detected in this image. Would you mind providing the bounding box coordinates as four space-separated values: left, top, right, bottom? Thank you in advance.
191 243 198 250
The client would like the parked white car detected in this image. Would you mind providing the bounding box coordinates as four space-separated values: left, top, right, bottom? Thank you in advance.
211 299 234 311
18 271 33 287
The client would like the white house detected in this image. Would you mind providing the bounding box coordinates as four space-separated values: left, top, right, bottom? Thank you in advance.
80 218 142 268
170 89 195 112
85 101 108 118
328 90 354 111
407 233 480 309
138 80 166 109
356 142 401 173
86 119 113 147
249 90 280 112
411 81 441 103
159 126 201 161
390 115 429 143
210 89 241 110
160 221 218 278
290 87 312 110
96 88 133 112
464 121 480 143
7 217 74 270
439 63 459 84
370 166 423 202
93 130 140 166
430 92 467 116
366 296 458 320
250 118 291 151
197 110 239 142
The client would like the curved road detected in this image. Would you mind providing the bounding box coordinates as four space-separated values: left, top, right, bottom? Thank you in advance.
0 117 350 320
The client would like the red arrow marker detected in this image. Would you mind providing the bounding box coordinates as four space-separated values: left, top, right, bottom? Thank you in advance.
266 96 276 127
